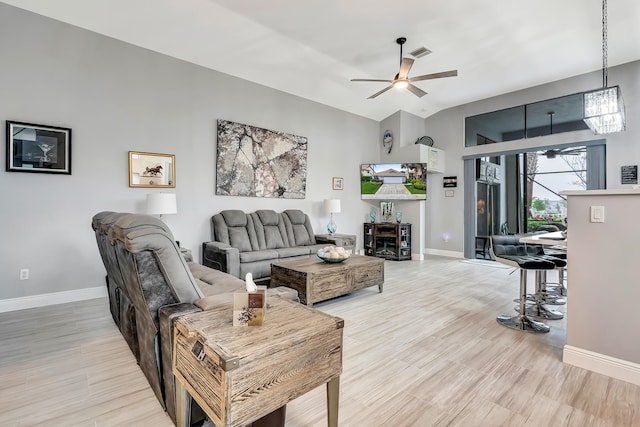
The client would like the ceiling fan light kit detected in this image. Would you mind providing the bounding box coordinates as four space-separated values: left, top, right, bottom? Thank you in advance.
351 37 458 99
583 0 626 134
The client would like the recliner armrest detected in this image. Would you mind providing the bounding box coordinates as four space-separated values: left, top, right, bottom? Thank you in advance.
194 293 234 310
202 241 240 278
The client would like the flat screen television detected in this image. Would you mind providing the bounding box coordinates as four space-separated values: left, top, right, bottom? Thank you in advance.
360 163 427 200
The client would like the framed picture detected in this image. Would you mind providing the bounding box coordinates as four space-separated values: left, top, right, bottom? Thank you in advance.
6 121 72 174
332 177 344 190
443 176 457 188
129 151 176 188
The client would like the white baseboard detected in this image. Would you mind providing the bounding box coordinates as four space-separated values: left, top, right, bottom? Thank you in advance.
563 345 640 386
0 287 108 313
424 248 464 258
411 253 425 261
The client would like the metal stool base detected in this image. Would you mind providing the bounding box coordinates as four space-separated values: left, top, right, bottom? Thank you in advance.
497 314 550 333
520 305 564 320
526 293 566 306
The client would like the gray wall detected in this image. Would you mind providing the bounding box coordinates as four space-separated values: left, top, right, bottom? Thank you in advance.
0 4 378 300
565 191 640 364
1 2 638 302
424 60 639 254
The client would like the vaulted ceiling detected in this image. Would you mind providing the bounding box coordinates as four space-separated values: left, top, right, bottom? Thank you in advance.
4 0 639 121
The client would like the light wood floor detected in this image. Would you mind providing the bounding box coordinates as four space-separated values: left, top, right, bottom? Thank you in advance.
1 256 638 426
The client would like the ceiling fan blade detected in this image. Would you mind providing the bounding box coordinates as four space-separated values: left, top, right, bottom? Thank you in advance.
409 69 458 82
367 85 394 99
406 84 427 98
398 58 414 79
351 78 393 83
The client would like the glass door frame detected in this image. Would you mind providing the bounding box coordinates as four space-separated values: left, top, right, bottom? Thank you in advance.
462 140 606 259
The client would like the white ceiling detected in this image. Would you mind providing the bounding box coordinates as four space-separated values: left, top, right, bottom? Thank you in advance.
3 0 639 121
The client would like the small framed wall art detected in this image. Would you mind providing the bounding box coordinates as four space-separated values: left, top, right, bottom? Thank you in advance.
129 151 176 188
332 177 344 190
6 121 72 174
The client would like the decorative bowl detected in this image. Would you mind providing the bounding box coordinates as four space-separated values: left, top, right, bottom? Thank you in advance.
317 250 348 263
317 253 348 263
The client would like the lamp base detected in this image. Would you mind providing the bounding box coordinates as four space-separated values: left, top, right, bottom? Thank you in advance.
327 214 337 236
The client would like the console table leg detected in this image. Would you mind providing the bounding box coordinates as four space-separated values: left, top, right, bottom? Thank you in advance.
175 378 191 427
326 376 340 427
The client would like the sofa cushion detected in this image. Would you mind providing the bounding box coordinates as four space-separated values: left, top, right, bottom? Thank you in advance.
276 247 312 258
221 210 249 227
123 226 204 303
188 262 244 295
282 209 316 246
239 249 280 263
214 210 256 252
253 210 289 249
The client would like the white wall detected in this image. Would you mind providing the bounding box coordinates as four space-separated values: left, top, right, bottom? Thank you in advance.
1 2 638 303
424 60 640 254
0 4 378 301
562 190 640 384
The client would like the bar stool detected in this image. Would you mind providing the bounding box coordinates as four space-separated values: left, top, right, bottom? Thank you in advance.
491 235 557 333
522 242 567 305
542 246 568 297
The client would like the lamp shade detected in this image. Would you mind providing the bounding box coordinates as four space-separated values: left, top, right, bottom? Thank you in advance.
146 193 177 216
324 199 341 213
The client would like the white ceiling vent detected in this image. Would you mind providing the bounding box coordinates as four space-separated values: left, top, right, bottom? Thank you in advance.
410 46 431 58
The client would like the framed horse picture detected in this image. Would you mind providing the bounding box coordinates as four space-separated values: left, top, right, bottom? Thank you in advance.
128 151 175 188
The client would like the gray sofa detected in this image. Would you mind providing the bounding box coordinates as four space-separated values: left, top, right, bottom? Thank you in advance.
91 212 290 426
202 209 327 283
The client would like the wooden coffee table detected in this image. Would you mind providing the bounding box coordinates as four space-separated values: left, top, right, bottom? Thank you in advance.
270 254 384 306
173 297 344 427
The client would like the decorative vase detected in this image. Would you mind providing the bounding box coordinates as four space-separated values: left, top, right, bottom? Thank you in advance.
369 209 377 223
380 201 394 222
396 212 402 223
327 213 337 235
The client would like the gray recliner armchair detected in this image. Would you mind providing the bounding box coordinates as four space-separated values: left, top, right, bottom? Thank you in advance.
91 212 288 426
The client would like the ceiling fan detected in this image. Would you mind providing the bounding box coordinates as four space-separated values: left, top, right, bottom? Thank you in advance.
351 37 458 99
542 147 585 158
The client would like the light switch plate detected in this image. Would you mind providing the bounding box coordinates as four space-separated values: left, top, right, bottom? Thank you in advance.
590 206 605 223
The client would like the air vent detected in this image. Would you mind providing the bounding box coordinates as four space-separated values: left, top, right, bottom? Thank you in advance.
410 47 431 58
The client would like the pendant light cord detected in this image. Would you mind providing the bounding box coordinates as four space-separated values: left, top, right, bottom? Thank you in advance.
602 0 608 88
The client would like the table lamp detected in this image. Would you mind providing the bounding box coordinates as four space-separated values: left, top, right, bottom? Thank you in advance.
324 199 341 235
146 193 177 218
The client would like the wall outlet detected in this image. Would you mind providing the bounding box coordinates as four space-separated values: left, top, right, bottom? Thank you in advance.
20 269 29 280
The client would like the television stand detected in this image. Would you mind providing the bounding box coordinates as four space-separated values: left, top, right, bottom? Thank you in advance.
363 223 411 261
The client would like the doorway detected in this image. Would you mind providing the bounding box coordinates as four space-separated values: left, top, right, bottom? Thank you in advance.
463 141 606 259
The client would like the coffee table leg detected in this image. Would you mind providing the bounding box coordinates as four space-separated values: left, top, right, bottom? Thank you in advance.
175 378 191 427
326 376 340 427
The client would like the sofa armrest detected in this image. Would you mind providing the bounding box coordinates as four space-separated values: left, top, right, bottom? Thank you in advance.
194 293 234 310
158 303 203 425
202 241 240 278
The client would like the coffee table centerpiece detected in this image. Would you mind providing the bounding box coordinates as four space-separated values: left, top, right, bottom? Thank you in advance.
317 246 350 263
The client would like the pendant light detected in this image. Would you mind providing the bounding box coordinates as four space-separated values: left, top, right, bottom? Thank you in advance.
583 0 626 134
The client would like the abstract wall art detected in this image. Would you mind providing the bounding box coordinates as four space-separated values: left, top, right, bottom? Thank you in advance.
215 119 308 199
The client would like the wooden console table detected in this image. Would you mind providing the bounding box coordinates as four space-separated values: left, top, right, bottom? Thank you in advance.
172 297 344 427
315 233 356 253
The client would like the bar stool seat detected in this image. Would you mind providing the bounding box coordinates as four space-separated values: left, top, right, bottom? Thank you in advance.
491 234 557 334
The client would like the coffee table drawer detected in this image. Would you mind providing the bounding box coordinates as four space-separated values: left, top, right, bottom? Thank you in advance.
311 270 349 305
350 263 384 290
